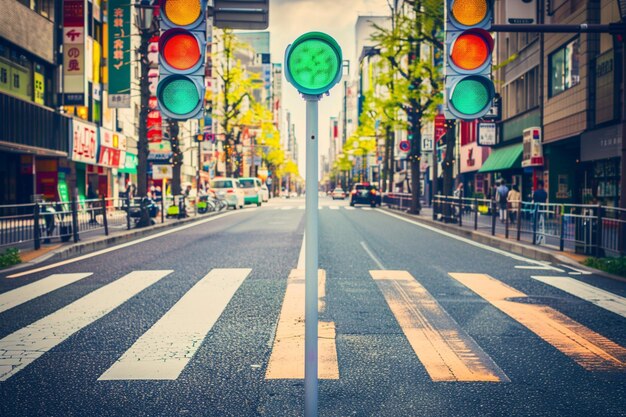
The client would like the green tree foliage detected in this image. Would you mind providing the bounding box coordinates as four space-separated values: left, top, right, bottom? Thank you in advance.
369 0 443 211
214 29 259 177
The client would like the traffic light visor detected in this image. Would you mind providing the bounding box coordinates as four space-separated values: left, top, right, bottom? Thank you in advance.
162 0 203 27
451 0 488 27
161 29 202 71
285 32 342 95
158 76 201 116
449 76 494 117
450 31 492 71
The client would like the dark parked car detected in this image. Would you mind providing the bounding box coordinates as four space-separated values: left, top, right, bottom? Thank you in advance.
350 183 381 207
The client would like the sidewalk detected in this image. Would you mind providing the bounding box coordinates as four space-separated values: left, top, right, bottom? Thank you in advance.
383 206 626 283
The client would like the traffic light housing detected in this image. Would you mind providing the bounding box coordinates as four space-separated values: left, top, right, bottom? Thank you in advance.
157 0 207 120
284 32 342 96
444 0 494 121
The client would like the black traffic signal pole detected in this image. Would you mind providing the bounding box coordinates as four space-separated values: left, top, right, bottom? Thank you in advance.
492 22 626 251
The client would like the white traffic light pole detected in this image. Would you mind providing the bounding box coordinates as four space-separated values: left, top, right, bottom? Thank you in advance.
283 32 342 417
304 96 319 417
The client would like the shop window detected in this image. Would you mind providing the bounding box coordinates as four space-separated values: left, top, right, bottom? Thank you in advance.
549 37 580 97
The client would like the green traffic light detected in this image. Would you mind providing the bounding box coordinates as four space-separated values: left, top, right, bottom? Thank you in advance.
450 77 493 117
159 77 200 116
285 32 342 95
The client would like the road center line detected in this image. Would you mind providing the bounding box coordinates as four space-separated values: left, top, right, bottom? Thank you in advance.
7 211 240 279
360 241 386 270
0 270 172 381
371 270 508 382
99 268 251 380
0 273 92 314
449 273 626 371
531 275 626 319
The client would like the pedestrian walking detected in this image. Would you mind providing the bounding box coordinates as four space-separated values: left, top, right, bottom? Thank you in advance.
507 184 520 224
532 180 548 205
87 183 98 224
496 180 509 222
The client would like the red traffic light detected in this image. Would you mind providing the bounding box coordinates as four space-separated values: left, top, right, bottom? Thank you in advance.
160 29 203 72
449 29 493 72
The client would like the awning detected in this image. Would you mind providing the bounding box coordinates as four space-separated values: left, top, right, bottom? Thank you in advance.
478 143 523 173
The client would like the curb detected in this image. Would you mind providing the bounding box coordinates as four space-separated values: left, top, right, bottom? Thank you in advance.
382 208 626 283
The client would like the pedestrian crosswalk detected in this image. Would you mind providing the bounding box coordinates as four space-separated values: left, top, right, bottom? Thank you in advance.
1 267 625 383
264 205 375 211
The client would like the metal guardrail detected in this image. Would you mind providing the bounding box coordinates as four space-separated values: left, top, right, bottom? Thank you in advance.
384 193 626 258
0 194 227 251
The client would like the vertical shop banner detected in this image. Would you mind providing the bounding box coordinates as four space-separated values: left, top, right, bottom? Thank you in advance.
99 128 128 168
71 119 99 164
147 36 163 142
108 0 131 108
63 0 87 105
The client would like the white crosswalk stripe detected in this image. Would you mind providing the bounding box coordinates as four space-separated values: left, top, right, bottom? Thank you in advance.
99 268 251 380
0 273 92 314
531 276 626 319
0 270 172 381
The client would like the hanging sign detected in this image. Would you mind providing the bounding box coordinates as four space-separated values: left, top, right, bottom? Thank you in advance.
63 0 86 105
108 0 131 108
477 122 497 146
70 119 98 164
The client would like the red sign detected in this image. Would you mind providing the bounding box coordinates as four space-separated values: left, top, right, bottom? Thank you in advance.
399 140 410 152
435 114 446 142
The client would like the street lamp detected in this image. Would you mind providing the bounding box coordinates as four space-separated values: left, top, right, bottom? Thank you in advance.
135 2 158 197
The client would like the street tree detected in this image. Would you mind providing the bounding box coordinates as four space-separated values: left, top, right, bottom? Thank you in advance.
370 0 443 213
214 29 259 177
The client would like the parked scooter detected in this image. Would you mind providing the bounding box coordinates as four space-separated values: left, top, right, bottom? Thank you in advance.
129 197 159 226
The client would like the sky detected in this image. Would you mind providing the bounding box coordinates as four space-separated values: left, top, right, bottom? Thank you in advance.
267 0 391 178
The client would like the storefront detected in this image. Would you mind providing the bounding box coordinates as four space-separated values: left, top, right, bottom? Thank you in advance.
477 142 525 198
457 120 490 197
543 137 580 205
580 123 621 206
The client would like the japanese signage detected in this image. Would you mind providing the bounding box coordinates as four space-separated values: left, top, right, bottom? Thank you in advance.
99 128 127 168
147 37 162 142
477 122 497 146
71 119 98 164
34 71 45 105
522 127 543 167
108 0 131 108
421 121 433 152
506 0 536 24
63 0 86 105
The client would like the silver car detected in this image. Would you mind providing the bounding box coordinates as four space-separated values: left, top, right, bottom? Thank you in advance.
209 178 245 209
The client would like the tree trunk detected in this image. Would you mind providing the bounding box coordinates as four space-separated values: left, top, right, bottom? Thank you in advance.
442 123 456 197
382 125 391 192
408 117 422 215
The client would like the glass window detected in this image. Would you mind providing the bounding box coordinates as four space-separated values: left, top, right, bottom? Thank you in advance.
239 179 255 188
549 37 580 97
211 180 233 188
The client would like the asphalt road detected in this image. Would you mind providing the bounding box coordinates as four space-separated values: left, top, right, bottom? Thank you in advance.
1 196 625 417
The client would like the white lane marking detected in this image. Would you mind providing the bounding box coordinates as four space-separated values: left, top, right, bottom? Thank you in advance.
0 270 172 381
531 275 626 319
99 268 251 380
0 273 92 314
360 242 385 270
361 207 373 211
378 210 564 268
298 205 305 210
344 207 356 210
559 264 592 275
515 265 565 272
281 207 293 210
329 206 339 210
7 211 240 279
297 233 306 270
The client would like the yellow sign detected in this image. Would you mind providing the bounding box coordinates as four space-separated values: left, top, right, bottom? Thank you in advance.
34 71 45 105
